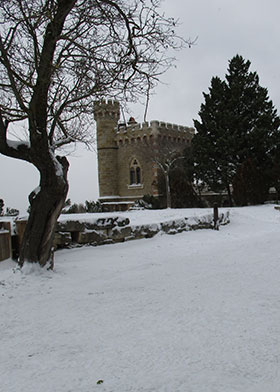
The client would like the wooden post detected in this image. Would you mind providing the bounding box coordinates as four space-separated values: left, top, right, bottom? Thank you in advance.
213 202 219 230
16 219 28 252
0 222 12 261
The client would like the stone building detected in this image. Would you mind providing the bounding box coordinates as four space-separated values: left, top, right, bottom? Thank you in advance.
94 100 194 210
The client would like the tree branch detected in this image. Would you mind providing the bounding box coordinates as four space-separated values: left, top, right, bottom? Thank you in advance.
0 110 31 162
0 36 29 113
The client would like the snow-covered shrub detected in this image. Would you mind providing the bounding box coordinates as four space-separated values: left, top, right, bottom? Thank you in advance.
5 207 19 216
85 200 103 213
129 199 152 210
62 199 103 214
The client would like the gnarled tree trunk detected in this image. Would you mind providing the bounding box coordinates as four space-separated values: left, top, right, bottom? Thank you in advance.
18 155 69 268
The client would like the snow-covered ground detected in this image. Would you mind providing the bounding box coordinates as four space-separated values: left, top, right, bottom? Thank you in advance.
1 205 280 392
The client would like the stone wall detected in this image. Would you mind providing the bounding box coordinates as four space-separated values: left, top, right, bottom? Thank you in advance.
54 212 230 249
117 143 156 199
3 212 230 261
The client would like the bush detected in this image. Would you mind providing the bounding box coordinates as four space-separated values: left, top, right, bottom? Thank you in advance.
5 207 19 216
62 199 103 214
85 200 103 212
142 194 161 209
130 194 162 210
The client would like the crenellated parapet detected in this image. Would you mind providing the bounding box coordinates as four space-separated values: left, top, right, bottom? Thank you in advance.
93 99 120 121
116 119 194 145
117 120 194 134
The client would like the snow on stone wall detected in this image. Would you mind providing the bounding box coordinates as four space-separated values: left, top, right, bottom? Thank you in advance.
54 211 230 249
1 211 230 261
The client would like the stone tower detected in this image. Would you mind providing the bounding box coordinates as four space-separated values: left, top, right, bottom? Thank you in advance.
93 100 120 198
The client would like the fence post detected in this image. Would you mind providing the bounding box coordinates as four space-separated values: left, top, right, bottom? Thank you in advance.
213 203 219 230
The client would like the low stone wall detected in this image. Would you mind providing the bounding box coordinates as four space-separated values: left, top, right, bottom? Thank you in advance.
6 212 230 259
54 211 230 249
0 222 12 262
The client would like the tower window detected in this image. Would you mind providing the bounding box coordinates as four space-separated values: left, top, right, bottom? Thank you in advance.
129 158 142 185
136 167 141 184
130 168 135 185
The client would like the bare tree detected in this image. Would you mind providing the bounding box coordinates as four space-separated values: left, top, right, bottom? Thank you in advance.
0 0 191 268
142 136 187 208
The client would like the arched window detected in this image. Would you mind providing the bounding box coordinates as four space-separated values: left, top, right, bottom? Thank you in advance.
129 158 142 185
136 167 141 184
130 168 135 185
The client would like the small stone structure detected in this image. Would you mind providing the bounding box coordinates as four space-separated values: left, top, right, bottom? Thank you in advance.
0 222 12 261
94 100 194 210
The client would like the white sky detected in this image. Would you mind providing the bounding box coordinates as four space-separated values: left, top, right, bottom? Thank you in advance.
1 0 280 213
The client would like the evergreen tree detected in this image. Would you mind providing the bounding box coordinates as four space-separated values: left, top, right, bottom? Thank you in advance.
170 146 202 208
232 158 271 206
193 55 280 206
170 166 201 208
193 76 235 205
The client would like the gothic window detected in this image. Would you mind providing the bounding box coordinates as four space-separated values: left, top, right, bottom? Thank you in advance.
130 168 135 184
129 158 142 185
136 167 141 184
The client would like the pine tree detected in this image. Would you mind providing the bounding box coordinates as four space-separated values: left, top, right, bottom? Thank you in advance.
193 76 236 205
193 55 280 206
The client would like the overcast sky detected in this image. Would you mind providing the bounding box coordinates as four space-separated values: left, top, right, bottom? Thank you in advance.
2 0 280 213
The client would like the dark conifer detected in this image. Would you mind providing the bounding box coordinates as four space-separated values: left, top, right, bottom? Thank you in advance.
193 54 280 205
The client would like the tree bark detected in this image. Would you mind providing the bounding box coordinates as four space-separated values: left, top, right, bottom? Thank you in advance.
226 183 233 207
18 156 69 268
165 171 172 208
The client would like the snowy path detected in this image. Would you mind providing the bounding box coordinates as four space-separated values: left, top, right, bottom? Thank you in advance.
1 205 280 392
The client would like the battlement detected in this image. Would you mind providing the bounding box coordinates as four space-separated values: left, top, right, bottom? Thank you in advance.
117 120 195 136
93 99 120 120
94 99 119 108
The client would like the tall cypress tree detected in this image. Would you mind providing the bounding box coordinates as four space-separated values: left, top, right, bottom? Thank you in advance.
193 54 280 205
